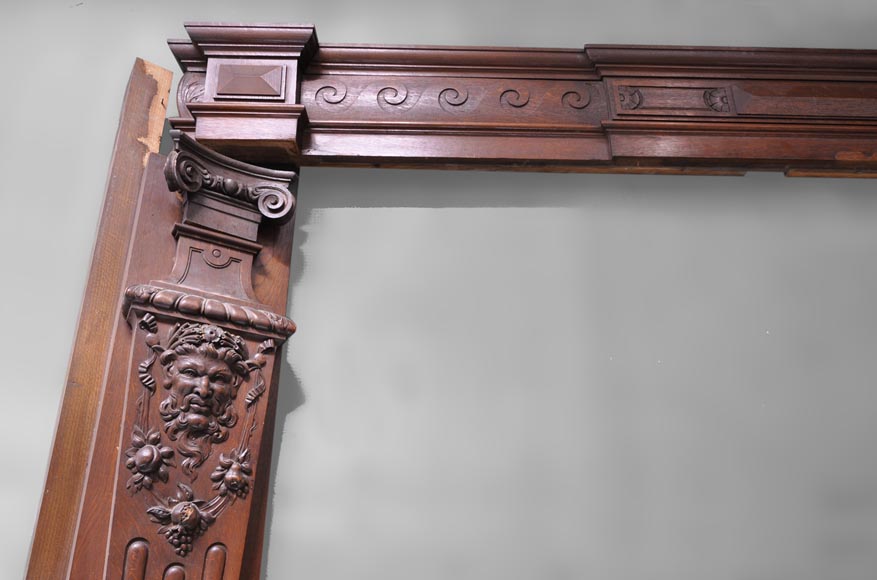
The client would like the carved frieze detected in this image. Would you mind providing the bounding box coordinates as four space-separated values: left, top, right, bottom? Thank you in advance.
301 76 605 129
165 26 877 171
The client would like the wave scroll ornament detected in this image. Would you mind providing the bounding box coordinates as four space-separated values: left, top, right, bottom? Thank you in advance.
438 87 469 112
315 83 349 106
378 84 408 106
376 83 422 111
499 88 530 108
562 88 591 110
165 133 296 221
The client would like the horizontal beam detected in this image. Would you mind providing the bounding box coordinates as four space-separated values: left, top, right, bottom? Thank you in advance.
169 23 877 175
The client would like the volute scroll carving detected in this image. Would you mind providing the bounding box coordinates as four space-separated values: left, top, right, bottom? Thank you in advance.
178 72 206 119
165 132 297 221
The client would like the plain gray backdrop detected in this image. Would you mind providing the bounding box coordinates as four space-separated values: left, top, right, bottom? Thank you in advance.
3 1 877 579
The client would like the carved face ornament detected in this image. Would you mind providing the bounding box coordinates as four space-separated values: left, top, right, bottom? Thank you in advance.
169 353 236 432
157 323 250 474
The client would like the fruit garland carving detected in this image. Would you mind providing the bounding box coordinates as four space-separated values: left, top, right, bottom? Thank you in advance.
123 315 274 556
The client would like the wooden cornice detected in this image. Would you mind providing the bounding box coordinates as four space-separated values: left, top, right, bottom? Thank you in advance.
167 23 877 176
168 23 877 176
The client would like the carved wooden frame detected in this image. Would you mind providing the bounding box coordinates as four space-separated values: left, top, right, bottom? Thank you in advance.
27 22 877 580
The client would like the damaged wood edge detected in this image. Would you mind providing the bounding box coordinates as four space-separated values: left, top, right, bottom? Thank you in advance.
139 60 174 166
26 58 172 580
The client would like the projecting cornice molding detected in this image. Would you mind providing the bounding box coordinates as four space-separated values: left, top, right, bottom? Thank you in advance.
169 23 319 71
170 23 877 173
169 23 318 162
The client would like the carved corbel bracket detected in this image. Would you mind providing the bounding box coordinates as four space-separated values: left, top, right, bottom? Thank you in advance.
99 133 298 580
162 131 297 306
169 23 318 164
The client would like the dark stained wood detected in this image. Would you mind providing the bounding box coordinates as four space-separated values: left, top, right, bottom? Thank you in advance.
60 133 298 580
26 58 172 580
167 25 877 174
29 21 877 580
30 58 297 578
169 23 317 164
122 540 149 580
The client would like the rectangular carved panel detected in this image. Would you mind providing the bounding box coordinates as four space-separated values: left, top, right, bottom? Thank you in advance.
608 79 736 116
215 62 287 100
607 78 877 121
732 81 877 119
204 58 292 103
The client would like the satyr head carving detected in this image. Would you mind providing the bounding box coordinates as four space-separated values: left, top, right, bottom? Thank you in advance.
158 323 249 476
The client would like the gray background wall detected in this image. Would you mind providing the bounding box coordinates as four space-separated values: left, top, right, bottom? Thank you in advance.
3 1 877 579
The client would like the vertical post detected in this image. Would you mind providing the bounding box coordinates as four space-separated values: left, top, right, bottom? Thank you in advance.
56 130 300 579
29 23 317 580
93 132 298 579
